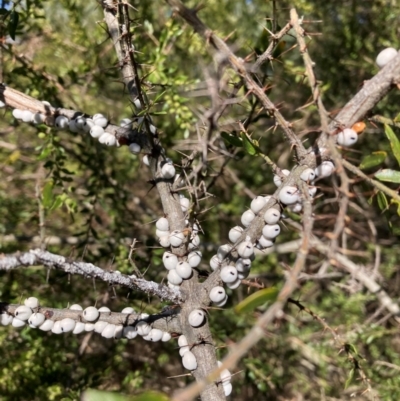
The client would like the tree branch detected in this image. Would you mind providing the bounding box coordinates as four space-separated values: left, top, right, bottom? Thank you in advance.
0 249 183 303
0 302 182 334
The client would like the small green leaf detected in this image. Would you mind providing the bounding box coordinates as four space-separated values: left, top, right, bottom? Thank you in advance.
344 368 355 390
377 191 388 211
81 390 169 401
8 10 19 40
359 151 386 170
49 195 64 211
240 132 260 156
234 287 279 314
42 182 54 209
375 169 400 183
220 132 243 147
384 124 400 167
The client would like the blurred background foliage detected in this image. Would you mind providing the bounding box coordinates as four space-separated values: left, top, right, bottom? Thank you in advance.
1 0 400 400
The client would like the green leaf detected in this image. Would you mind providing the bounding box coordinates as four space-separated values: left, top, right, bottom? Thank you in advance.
81 390 170 401
234 287 279 314
240 132 260 156
220 132 243 147
359 151 386 170
375 169 400 183
384 124 400 167
42 182 54 209
377 191 388 211
8 10 19 40
344 368 355 390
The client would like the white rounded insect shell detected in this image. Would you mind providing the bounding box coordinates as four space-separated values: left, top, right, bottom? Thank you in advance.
148 328 163 342
15 305 33 321
83 118 95 132
376 47 398 68
300 168 316 182
278 186 300 205
308 186 317 197
156 217 169 231
123 326 138 339
21 110 33 122
209 286 226 303
129 143 141 154
0 100 5 108
121 307 135 314
215 295 228 307
159 235 171 248
94 320 108 333
33 113 45 124
237 240 254 258
12 109 23 119
28 313 45 327
190 234 200 248
188 309 206 327
99 133 116 146
223 382 233 396
176 261 193 279
75 116 86 129
98 306 111 313
241 209 255 227
273 169 290 187
188 250 202 267
229 226 243 243
162 332 171 342
69 119 79 133
258 235 274 249
136 321 151 336
12 318 26 328
84 323 95 332
120 118 132 128
217 244 232 260
156 228 170 238
337 128 358 147
315 161 335 178
209 255 221 271
250 196 266 214
262 224 281 239
182 351 198 370
290 203 303 213
162 251 178 270
83 306 99 322
264 208 281 224
142 155 150 166
178 334 188 347
168 269 183 285
179 345 190 357
114 325 123 339
180 197 190 212
73 322 85 334
24 297 39 308
161 163 176 179
61 318 76 333
101 323 116 338
1 313 13 326
52 321 63 334
220 265 238 284
90 125 104 138
169 230 184 247
93 115 108 128
38 319 54 331
69 304 83 311
236 258 251 272
226 278 241 289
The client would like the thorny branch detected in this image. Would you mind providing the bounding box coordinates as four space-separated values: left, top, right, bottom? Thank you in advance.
165 0 307 159
0 249 183 303
0 302 182 334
